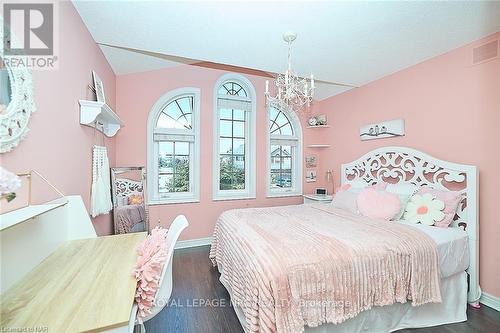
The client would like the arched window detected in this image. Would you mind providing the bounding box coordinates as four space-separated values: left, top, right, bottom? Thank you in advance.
268 104 302 196
147 88 200 204
213 74 256 200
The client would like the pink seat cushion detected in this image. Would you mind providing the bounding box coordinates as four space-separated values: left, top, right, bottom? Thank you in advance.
357 188 401 220
132 227 169 322
418 187 463 228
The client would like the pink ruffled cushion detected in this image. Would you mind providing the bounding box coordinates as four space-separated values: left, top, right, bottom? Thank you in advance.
132 227 169 322
418 187 463 228
357 188 401 220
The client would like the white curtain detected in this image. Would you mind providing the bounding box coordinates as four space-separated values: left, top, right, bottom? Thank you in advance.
90 145 112 217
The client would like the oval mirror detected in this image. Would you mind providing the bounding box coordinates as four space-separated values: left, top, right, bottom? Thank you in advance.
0 57 12 115
0 41 37 153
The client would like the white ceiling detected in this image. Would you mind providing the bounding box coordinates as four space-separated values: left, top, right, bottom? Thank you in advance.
99 44 188 74
73 1 500 100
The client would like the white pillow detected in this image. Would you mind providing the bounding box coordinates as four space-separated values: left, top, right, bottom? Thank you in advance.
331 191 359 214
348 179 369 189
346 179 369 194
386 183 418 220
391 193 411 220
386 183 418 196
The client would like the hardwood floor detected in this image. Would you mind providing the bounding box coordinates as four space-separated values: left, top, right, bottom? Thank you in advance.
145 246 500 333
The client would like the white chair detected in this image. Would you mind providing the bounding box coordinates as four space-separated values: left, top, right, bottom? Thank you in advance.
128 215 189 333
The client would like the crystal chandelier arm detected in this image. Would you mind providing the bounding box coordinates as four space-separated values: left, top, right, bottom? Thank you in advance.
265 32 315 114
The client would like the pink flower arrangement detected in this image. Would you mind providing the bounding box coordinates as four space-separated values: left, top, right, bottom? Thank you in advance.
132 226 169 322
0 167 21 202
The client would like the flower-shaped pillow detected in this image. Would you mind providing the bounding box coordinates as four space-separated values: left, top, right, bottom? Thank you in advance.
404 193 445 226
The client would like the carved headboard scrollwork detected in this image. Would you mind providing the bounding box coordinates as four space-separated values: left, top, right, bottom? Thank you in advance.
115 178 143 199
341 146 480 304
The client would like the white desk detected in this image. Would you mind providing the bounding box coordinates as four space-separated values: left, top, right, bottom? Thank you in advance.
1 232 146 332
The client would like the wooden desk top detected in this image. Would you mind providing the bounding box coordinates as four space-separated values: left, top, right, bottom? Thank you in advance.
1 232 146 333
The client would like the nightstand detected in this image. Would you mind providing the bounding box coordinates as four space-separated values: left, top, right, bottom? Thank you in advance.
303 194 334 204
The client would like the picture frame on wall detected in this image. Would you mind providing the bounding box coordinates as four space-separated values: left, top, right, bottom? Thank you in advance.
360 119 405 141
305 155 317 168
305 170 317 183
92 70 106 104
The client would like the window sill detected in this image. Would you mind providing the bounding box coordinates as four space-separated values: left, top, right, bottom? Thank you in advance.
212 195 256 202
266 192 303 198
148 198 200 206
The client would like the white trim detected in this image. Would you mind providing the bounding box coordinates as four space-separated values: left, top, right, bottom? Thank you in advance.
147 88 201 205
266 105 303 198
174 237 213 249
266 193 302 199
212 196 256 202
340 146 479 304
213 74 256 200
148 198 200 206
480 292 500 311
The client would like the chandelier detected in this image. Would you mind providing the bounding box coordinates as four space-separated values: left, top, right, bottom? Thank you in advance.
265 31 315 114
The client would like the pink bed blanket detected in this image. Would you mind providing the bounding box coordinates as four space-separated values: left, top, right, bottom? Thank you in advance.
209 204 441 333
115 204 146 234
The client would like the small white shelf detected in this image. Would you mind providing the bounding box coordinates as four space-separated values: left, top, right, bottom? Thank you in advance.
306 125 331 128
307 144 331 148
0 200 68 231
79 100 124 137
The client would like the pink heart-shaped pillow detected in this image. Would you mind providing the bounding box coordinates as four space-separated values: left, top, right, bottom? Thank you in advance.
357 188 401 220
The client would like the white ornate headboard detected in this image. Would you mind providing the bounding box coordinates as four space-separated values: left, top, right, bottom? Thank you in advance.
341 146 480 304
115 178 143 198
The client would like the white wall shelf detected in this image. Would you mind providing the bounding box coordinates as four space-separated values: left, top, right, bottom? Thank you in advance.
0 200 67 232
79 100 124 137
306 125 331 128
306 144 331 148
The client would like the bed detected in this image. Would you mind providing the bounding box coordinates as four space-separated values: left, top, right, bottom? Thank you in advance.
210 146 480 333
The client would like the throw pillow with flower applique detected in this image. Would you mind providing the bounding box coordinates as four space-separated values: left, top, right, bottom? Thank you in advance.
403 193 445 226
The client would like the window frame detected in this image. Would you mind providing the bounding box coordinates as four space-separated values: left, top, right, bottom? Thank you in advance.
266 104 303 198
147 87 201 205
213 74 256 201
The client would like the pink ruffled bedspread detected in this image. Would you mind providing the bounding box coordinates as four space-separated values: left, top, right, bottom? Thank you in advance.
209 204 441 333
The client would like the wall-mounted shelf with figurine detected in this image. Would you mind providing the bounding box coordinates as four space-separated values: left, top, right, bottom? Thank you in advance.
79 100 124 137
306 125 331 129
306 144 331 148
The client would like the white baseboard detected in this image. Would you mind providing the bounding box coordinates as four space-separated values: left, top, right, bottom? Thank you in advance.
480 292 500 311
175 237 212 250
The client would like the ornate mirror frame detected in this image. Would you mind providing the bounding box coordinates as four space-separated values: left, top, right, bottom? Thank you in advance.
0 21 37 153
111 166 149 234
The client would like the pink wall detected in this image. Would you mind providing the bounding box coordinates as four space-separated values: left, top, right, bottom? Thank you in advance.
316 32 500 297
115 65 325 240
1 2 117 235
